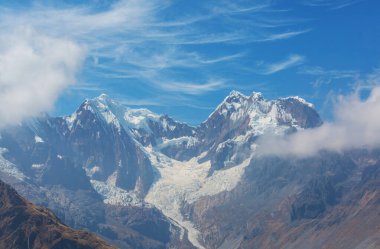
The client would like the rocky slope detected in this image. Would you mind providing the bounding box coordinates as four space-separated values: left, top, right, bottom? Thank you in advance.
185 151 380 249
0 179 114 249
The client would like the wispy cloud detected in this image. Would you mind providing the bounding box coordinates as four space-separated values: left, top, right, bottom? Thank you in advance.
6 1 308 66
299 66 359 88
256 29 311 42
119 96 215 111
259 54 306 75
199 53 246 64
158 79 228 95
0 0 313 121
302 0 362 10
300 66 358 78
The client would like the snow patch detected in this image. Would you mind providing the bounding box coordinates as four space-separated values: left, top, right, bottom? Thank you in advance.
282 96 314 108
91 180 146 207
0 148 26 180
85 166 101 177
34 135 44 143
156 136 199 150
31 164 44 169
145 152 252 249
65 112 77 130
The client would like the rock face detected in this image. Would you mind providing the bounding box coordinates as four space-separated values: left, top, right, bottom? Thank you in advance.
0 180 114 249
0 91 379 249
186 152 380 249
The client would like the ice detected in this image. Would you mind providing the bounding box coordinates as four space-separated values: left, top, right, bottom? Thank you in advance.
156 136 199 150
145 151 252 249
91 180 147 207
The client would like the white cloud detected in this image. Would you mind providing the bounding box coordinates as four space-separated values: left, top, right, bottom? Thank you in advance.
3 1 308 80
298 66 359 88
302 0 362 10
0 27 85 127
299 66 358 79
260 54 305 74
159 80 228 95
256 29 311 42
257 84 380 157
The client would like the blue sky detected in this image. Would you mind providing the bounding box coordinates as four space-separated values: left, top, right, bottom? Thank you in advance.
0 0 379 125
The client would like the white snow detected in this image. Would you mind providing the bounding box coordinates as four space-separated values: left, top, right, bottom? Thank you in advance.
285 96 314 108
91 180 146 207
65 112 77 130
161 118 176 131
250 91 263 100
106 171 118 186
34 135 44 143
85 166 101 177
156 136 199 150
228 90 248 99
0 148 26 180
31 163 44 169
75 95 164 137
124 108 161 131
145 151 252 249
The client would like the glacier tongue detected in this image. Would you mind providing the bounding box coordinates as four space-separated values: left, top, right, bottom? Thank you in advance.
144 149 252 249
90 180 147 207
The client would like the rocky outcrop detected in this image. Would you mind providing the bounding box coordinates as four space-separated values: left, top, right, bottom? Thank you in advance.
0 179 115 249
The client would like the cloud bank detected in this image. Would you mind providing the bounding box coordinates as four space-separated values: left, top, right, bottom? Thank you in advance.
0 27 85 127
257 85 380 157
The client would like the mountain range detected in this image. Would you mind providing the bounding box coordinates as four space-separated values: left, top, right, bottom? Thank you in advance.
0 91 379 249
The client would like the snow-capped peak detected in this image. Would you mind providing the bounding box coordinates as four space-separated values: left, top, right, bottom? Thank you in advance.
90 93 116 110
223 90 248 103
64 94 195 146
82 94 162 132
203 90 322 134
228 90 247 98
279 96 314 108
97 93 110 101
249 91 264 101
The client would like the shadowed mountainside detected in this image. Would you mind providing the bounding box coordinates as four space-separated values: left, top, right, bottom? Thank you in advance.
0 179 115 249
